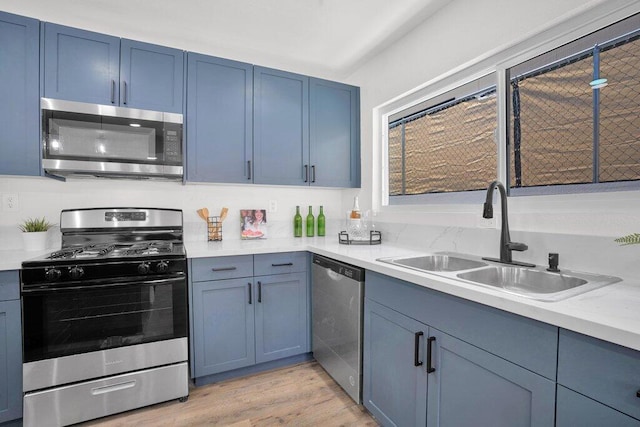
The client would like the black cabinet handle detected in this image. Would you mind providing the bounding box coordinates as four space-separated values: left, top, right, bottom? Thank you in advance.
311 165 316 183
211 266 237 272
414 331 424 367
271 262 293 267
247 160 252 180
123 81 128 104
426 336 436 373
248 282 252 304
258 281 262 303
637 390 640 398
111 80 116 104
304 165 309 182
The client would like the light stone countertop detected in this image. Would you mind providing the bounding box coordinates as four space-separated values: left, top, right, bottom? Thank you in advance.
3 237 640 353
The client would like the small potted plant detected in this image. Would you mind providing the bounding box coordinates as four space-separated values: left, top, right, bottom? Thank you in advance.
19 217 54 251
615 233 640 245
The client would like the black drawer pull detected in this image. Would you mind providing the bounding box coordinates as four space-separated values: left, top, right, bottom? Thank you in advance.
271 262 293 267
426 336 436 373
414 331 424 367
211 267 237 272
258 281 262 303
248 282 252 304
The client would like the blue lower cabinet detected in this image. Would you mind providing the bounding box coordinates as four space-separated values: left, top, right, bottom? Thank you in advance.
0 270 22 424
254 273 308 364
192 278 256 376
363 299 428 427
556 385 640 427
427 329 555 427
190 255 309 381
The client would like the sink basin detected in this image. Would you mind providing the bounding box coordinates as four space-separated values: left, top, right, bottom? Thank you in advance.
379 254 487 272
457 266 621 301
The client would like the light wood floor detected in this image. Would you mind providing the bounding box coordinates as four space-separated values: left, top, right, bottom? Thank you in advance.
81 361 378 426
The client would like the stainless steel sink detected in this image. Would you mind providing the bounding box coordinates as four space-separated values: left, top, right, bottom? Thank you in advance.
378 254 487 272
456 266 621 301
377 252 621 301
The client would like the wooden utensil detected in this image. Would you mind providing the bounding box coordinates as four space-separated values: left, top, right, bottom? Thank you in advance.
196 208 208 222
219 207 228 222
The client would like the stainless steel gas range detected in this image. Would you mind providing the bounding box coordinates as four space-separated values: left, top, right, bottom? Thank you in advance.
20 208 189 427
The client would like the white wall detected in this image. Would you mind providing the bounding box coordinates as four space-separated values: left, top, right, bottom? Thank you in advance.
346 0 640 239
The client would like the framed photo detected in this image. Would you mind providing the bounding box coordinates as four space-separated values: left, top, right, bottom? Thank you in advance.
240 209 267 239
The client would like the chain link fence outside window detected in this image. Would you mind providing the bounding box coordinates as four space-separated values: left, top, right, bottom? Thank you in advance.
510 31 640 190
389 92 497 196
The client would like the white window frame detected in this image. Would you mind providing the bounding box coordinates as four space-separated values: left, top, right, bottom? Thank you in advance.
373 0 640 212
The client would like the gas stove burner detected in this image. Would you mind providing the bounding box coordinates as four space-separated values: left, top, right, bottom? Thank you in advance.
48 247 84 259
46 243 116 260
121 241 173 256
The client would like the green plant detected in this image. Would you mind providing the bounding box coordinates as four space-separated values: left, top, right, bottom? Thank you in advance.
18 217 54 232
614 233 640 245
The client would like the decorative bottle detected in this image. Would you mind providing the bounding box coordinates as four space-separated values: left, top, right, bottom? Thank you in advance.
306 206 315 237
294 206 302 237
350 196 361 219
317 206 326 236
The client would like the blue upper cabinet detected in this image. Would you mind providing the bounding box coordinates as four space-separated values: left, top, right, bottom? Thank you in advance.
309 78 360 188
186 53 253 182
253 67 360 187
120 39 184 113
43 23 120 105
43 23 184 112
0 12 40 176
253 66 310 185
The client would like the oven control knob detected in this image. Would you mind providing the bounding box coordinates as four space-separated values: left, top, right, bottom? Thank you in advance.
137 262 151 275
156 261 169 273
45 268 62 281
69 266 85 280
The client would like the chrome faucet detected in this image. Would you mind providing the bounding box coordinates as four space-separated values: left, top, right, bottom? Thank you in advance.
482 181 535 267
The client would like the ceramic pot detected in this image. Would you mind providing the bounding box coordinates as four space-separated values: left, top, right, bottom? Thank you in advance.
22 231 48 251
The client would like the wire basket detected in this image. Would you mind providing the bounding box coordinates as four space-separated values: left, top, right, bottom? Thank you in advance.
208 216 222 241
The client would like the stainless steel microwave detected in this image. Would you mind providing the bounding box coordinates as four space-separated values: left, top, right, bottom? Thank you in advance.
41 98 183 180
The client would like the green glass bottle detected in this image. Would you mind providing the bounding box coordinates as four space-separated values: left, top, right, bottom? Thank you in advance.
317 206 326 236
294 206 302 237
306 205 314 237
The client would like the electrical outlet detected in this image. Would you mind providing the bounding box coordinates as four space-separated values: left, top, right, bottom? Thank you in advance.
477 216 496 229
2 193 20 212
268 200 278 213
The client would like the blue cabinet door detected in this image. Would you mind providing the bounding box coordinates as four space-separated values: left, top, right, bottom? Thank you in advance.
186 54 253 183
254 272 308 363
0 12 40 176
120 39 184 113
192 278 255 377
363 299 428 427
309 78 360 188
556 385 640 427
426 328 556 427
43 23 120 105
0 271 22 424
253 67 309 185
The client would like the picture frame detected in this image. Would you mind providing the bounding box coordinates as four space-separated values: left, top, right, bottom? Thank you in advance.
240 209 267 239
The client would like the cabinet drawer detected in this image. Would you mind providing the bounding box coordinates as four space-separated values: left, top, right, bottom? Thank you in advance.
254 252 307 276
191 256 253 281
558 328 640 420
0 270 19 301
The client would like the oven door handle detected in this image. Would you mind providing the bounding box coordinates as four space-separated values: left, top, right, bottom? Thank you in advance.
21 276 185 294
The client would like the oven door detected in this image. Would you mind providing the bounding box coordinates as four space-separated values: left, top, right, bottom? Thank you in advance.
22 276 187 364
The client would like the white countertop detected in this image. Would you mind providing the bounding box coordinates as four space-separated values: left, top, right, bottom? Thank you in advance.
5 237 640 353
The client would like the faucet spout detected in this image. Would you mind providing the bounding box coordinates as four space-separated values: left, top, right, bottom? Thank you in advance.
482 180 535 267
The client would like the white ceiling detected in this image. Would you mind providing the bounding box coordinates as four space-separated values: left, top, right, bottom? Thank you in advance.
1 0 451 79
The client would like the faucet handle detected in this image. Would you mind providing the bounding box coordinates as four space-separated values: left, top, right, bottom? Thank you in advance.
507 241 528 252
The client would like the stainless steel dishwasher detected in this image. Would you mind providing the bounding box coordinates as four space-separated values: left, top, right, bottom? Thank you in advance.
312 254 365 403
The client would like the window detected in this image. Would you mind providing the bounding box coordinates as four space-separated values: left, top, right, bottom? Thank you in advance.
387 75 497 204
508 14 640 195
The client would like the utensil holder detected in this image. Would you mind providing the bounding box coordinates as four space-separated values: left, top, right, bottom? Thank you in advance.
208 216 222 241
